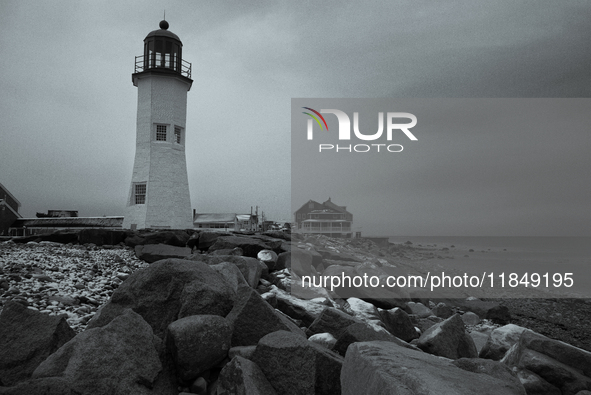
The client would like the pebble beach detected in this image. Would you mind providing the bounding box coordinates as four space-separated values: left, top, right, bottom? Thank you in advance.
0 240 148 332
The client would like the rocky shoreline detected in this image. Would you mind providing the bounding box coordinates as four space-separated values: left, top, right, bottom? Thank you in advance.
0 229 590 394
0 241 147 333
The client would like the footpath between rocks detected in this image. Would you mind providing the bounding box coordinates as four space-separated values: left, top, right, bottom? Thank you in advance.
0 229 590 395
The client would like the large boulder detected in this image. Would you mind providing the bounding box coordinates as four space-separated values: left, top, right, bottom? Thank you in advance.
252 330 343 395
209 262 251 294
346 297 385 330
415 315 445 333
0 377 79 395
248 235 284 251
78 229 127 246
306 306 362 339
123 232 145 247
470 328 494 355
196 232 231 250
257 249 278 271
142 230 190 247
432 302 454 319
225 288 305 347
0 301 76 386
333 322 417 356
416 313 478 359
269 286 327 327
486 305 511 325
349 262 411 308
405 301 433 318
276 241 292 253
215 356 277 395
285 248 314 277
479 324 527 361
451 358 525 393
308 333 337 350
461 311 481 326
86 259 235 338
378 307 419 342
341 341 527 394
513 367 562 395
32 309 168 395
208 236 272 258
274 251 290 271
501 329 591 395
279 245 321 267
166 315 232 382
185 254 265 289
305 248 324 268
135 244 193 263
317 265 358 298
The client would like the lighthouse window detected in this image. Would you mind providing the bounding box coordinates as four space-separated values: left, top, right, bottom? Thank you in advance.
156 125 167 141
155 40 163 67
165 41 173 68
174 127 182 144
148 41 154 68
134 183 146 205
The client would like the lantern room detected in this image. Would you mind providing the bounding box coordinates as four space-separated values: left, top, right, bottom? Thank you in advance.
133 20 192 84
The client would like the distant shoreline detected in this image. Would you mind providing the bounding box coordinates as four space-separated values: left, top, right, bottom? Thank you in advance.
382 235 591 299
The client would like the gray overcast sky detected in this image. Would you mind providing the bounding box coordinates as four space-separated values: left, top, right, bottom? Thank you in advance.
1 1 590 234
292 99 591 236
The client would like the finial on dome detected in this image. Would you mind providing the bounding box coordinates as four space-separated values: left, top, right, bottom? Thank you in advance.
159 20 169 30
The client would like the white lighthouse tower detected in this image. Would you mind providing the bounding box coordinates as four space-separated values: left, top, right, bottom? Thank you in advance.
123 20 193 230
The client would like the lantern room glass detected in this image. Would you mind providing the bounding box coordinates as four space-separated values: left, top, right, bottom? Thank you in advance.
143 38 182 72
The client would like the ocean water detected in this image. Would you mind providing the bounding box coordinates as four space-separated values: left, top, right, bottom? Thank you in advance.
387 236 591 297
388 236 591 255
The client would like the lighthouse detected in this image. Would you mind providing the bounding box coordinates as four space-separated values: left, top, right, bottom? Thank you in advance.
123 20 193 230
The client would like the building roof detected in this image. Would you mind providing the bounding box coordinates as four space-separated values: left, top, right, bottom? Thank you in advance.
0 201 21 218
193 213 236 223
0 181 21 209
294 198 351 216
11 217 123 228
294 199 323 214
236 214 255 222
37 210 79 218
323 197 351 215
145 20 182 43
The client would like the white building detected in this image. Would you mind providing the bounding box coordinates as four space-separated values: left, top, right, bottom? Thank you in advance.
123 20 193 230
193 213 258 232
